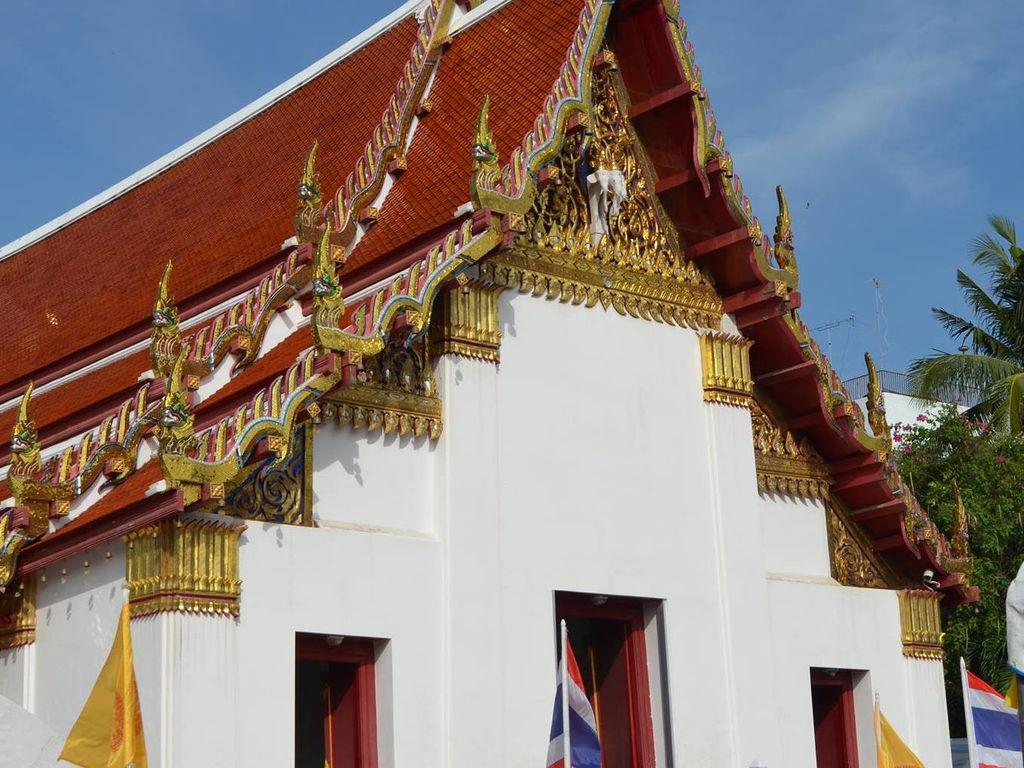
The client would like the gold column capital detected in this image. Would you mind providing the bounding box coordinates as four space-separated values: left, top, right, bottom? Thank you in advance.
126 517 245 618
897 589 944 660
699 331 753 407
0 576 36 650
432 280 503 363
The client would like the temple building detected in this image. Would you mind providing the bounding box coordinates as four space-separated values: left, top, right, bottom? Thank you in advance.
0 1 977 766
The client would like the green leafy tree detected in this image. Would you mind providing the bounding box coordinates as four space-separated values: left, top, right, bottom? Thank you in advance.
894 407 1024 734
909 215 1024 433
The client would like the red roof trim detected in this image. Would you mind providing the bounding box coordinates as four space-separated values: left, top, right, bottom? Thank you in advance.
609 1 975 602
18 489 182 576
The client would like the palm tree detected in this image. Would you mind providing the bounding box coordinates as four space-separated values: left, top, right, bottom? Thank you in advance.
909 215 1024 433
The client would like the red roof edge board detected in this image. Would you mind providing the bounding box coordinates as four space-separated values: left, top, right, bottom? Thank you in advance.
608 0 974 603
17 487 183 577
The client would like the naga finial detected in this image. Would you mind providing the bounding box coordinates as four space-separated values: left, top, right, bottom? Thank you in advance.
299 140 321 207
10 383 41 475
473 96 497 168
310 227 345 351
950 479 971 560
150 260 181 378
864 352 892 451
157 346 195 455
295 140 323 241
153 260 178 329
773 185 796 273
470 96 500 208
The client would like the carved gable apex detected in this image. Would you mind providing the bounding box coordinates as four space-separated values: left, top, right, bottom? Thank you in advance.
482 60 722 331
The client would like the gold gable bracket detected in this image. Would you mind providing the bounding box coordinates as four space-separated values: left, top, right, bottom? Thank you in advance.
0 576 36 648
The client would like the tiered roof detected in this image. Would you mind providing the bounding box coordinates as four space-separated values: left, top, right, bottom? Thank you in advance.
0 0 976 603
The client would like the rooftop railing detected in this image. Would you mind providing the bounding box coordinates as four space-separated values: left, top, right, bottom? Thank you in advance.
842 369 980 408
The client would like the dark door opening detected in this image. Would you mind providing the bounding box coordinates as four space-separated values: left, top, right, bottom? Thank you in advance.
810 669 860 768
295 634 378 768
556 593 657 768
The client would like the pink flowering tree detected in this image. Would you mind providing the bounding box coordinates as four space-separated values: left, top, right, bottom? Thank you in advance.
896 406 1024 734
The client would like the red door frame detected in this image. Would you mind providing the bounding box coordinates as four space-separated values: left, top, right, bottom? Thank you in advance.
296 633 379 768
556 592 658 768
809 669 860 768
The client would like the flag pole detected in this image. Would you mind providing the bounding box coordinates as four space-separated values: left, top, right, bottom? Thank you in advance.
874 692 882 765
960 658 979 768
561 619 571 768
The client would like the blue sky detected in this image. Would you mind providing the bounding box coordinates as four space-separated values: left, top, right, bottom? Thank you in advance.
1 1 1021 380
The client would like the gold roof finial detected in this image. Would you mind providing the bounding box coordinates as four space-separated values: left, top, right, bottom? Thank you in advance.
773 185 796 274
157 346 195 455
153 260 177 328
473 95 497 168
295 140 323 241
10 382 40 476
951 479 971 560
299 140 321 207
864 352 892 453
310 227 345 351
150 260 181 378
470 95 500 207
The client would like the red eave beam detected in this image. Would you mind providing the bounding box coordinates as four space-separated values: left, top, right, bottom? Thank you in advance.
17 488 183 577
628 82 695 120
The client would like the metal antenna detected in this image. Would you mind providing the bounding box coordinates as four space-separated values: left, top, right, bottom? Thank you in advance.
872 278 890 369
813 314 856 365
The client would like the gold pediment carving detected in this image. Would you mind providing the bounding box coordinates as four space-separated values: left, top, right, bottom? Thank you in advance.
750 398 830 499
322 327 443 440
751 394 899 590
826 502 895 589
483 62 722 331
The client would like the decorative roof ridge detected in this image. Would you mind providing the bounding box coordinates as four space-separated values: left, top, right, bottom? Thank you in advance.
0 0 426 263
314 1 455 247
470 0 613 215
161 213 502 507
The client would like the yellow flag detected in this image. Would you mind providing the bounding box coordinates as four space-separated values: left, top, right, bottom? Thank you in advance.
1006 679 1019 710
60 604 147 768
875 698 924 768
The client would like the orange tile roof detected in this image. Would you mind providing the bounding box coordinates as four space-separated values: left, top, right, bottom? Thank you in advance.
0 17 418 393
0 350 151 463
47 458 165 543
348 0 586 271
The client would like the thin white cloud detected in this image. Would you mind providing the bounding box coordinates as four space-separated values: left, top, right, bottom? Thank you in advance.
725 3 1005 201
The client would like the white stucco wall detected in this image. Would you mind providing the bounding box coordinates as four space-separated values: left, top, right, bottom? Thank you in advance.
33 543 124 737
760 488 952 768
0 290 955 768
232 521 443 768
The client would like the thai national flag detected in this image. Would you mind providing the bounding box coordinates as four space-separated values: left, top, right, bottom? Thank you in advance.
961 659 1023 768
546 621 602 768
